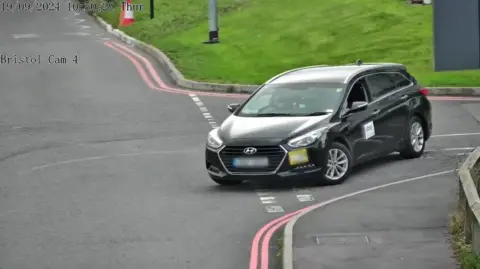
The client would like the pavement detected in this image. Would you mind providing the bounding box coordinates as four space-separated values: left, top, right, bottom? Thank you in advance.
292 173 458 269
1 6 480 269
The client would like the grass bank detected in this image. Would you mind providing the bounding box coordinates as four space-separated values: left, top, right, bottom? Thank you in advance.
450 160 480 269
98 0 480 86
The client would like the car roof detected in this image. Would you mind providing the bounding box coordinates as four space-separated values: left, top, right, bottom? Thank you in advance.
267 63 406 84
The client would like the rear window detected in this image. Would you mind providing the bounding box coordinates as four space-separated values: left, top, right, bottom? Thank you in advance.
400 70 417 84
388 72 412 88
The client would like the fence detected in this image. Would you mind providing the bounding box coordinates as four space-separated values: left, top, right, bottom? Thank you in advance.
458 147 480 253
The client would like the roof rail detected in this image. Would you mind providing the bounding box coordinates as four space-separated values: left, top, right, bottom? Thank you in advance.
344 62 405 67
265 65 329 84
343 63 406 83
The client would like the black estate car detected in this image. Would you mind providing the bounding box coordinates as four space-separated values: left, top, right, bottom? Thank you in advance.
205 62 432 185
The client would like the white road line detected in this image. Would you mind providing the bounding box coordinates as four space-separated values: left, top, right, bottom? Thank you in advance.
260 197 277 204
293 188 316 202
431 132 480 138
296 194 315 202
19 149 199 174
188 94 219 129
63 32 90 36
265 205 285 213
257 190 273 196
12 34 39 39
424 147 475 153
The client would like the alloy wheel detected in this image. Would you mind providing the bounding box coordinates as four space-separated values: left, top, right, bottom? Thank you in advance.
325 148 349 180
410 122 424 152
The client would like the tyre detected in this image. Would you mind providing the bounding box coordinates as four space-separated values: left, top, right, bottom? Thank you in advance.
399 116 426 159
318 142 353 185
209 175 243 186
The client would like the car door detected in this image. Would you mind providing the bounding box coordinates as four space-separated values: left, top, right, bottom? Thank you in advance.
364 72 410 152
339 78 385 162
386 72 415 139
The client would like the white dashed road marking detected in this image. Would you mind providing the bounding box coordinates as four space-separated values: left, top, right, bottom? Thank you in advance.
74 18 85 24
296 194 315 202
260 196 278 204
293 188 316 202
252 187 284 213
265 205 285 213
188 93 219 129
12 34 39 39
431 132 480 138
63 32 90 36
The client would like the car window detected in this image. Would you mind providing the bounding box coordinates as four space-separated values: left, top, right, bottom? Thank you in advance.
365 73 396 99
388 72 412 88
237 82 346 117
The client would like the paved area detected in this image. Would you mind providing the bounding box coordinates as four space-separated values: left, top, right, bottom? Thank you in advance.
293 174 458 269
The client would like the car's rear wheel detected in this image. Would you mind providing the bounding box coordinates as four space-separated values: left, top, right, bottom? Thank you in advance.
399 116 426 159
209 175 243 186
319 142 352 185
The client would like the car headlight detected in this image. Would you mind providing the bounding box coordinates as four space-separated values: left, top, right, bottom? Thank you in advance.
287 128 327 148
207 128 223 149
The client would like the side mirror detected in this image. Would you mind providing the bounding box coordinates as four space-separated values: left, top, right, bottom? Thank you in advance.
350 101 368 112
227 103 240 113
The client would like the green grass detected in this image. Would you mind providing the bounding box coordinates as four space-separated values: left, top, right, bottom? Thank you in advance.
98 0 480 86
449 160 480 269
450 211 480 269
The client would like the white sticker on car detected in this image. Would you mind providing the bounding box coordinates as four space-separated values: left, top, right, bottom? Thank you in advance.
363 121 375 139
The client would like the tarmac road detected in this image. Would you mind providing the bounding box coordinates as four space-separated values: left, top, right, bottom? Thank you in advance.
1 7 480 269
0 9 271 269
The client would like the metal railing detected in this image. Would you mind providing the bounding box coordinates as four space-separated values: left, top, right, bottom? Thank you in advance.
458 147 480 252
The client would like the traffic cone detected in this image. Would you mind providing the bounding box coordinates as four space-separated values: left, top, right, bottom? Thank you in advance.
119 0 135 27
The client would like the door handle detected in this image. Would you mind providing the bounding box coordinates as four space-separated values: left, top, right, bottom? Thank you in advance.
400 95 408 101
371 109 380 116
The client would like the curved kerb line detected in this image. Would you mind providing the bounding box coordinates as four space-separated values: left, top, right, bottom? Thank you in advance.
104 41 247 98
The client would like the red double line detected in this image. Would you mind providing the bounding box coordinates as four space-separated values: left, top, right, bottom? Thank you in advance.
104 41 248 99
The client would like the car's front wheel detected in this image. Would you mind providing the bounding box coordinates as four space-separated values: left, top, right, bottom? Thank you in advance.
209 175 244 186
319 142 353 185
399 116 426 159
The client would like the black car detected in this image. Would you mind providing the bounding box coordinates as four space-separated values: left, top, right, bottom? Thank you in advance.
205 62 432 185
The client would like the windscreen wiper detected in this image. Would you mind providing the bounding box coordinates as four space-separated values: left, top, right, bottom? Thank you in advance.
255 113 294 117
304 111 331 116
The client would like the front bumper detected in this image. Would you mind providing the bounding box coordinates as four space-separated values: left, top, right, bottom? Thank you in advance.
205 145 325 181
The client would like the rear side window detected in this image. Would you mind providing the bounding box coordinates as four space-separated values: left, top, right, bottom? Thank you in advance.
388 72 412 88
365 73 396 99
400 70 417 84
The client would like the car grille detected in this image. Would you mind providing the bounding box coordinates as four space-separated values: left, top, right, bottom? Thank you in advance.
219 145 286 173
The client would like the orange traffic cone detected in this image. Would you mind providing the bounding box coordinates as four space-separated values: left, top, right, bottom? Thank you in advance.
119 0 135 27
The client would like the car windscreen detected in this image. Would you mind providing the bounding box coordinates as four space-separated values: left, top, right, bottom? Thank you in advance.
237 83 346 117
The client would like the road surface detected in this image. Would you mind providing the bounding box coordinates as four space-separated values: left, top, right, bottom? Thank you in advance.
1 6 480 269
